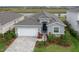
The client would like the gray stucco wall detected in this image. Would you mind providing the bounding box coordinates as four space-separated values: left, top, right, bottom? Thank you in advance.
67 10 79 32
15 22 65 35
48 23 65 34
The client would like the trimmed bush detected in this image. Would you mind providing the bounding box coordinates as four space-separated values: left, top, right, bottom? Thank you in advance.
47 34 54 42
0 29 16 51
0 34 3 39
4 32 12 41
0 34 4 42
4 29 16 41
10 31 16 38
59 35 67 45
58 32 70 47
36 41 46 47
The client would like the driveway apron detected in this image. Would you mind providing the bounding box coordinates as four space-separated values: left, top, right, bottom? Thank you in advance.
5 37 36 52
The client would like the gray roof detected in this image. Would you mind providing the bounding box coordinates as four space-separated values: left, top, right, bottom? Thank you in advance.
0 12 22 25
15 12 65 26
66 6 79 12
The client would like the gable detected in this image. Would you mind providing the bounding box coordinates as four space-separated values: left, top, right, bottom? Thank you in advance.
48 22 66 27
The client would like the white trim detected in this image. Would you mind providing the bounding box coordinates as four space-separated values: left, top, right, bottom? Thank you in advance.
15 25 40 26
15 21 66 27
53 26 60 34
39 18 50 23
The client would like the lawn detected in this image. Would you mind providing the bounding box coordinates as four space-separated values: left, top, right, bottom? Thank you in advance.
34 44 72 52
0 38 15 52
34 31 79 52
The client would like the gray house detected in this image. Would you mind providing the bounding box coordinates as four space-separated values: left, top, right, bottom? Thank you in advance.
0 12 24 34
67 7 79 33
15 12 66 37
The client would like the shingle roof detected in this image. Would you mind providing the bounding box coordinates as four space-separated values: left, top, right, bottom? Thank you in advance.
15 12 65 26
0 12 22 25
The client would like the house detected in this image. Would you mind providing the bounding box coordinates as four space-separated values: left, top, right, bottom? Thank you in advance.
0 12 24 34
15 12 66 37
66 7 79 33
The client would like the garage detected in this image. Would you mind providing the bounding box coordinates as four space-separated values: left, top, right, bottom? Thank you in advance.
17 28 38 36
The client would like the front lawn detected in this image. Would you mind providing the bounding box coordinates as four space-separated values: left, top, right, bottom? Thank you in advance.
34 44 72 52
34 31 79 52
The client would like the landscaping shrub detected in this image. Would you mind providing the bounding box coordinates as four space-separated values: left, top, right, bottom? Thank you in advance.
0 28 16 51
59 36 67 45
52 37 61 44
0 34 4 42
4 29 16 41
47 34 54 42
36 41 46 47
76 34 79 40
58 32 70 47
10 31 16 38
4 32 12 41
0 34 3 38
47 34 61 44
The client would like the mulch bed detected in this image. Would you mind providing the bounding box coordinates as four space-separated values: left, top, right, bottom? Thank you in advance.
5 38 16 48
35 39 71 48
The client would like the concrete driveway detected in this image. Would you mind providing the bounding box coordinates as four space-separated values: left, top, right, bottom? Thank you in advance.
5 37 36 52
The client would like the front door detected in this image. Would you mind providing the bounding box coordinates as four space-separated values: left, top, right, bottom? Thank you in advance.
41 22 48 33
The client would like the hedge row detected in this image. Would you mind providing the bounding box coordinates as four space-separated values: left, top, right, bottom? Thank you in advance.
63 20 79 40
0 28 16 41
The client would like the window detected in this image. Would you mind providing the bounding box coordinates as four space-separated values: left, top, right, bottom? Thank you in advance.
39 17 50 23
77 21 79 24
54 27 59 33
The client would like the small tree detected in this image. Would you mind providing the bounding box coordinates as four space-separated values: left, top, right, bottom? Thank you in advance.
48 34 53 42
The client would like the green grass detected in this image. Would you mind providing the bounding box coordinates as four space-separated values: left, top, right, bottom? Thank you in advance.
0 29 16 52
34 31 79 52
0 39 9 52
0 42 6 52
34 44 72 52
70 35 79 52
0 38 14 52
59 16 66 21
0 8 66 13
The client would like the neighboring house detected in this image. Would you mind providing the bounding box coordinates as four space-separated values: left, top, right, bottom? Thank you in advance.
15 12 66 37
66 7 79 33
0 12 24 34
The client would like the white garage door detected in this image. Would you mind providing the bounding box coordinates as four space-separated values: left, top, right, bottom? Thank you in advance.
17 28 38 36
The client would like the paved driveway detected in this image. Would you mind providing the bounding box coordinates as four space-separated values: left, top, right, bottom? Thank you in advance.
5 37 36 52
